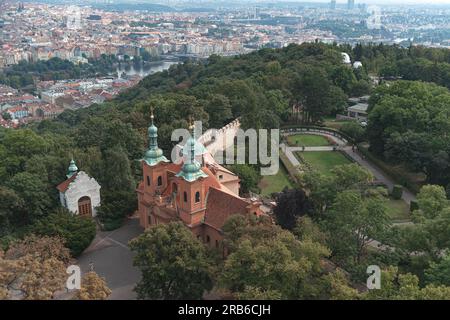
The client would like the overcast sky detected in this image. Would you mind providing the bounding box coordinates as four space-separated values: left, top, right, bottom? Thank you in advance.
301 0 450 4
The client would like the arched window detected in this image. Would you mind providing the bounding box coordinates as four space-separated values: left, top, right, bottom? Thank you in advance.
206 235 210 243
183 191 187 202
195 191 200 203
146 176 151 186
157 176 162 186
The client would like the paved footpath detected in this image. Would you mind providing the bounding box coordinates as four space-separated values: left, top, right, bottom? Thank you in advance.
76 216 143 300
282 131 416 204
342 146 416 204
281 130 418 249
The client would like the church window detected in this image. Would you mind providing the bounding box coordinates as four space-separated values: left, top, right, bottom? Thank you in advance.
157 176 162 186
195 191 200 203
146 176 151 186
183 191 187 202
206 235 210 243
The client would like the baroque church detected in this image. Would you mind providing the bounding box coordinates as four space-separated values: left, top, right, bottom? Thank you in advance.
136 114 264 253
56 159 101 217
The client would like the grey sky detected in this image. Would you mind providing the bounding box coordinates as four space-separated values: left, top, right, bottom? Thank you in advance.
300 0 450 4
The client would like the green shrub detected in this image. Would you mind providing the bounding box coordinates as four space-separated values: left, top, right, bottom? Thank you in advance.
31 208 96 256
391 185 403 200
97 189 137 230
280 151 299 183
340 121 365 143
228 164 260 194
0 234 17 251
410 200 419 212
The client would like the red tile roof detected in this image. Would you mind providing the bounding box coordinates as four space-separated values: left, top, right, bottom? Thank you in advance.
201 166 223 191
204 187 250 231
56 173 77 193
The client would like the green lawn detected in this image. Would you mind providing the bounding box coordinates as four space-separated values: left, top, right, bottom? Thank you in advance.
259 165 294 196
385 198 411 222
299 151 352 176
286 134 330 147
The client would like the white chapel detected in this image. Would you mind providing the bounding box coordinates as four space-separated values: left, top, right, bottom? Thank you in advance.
56 159 101 217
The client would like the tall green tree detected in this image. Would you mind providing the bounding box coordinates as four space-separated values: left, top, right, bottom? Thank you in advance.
6 172 53 224
129 222 213 300
0 187 25 236
365 266 450 300
31 208 96 256
324 190 390 264
205 94 233 128
220 215 354 299
367 81 450 185
273 188 311 230
100 146 135 192
425 254 450 286
392 185 450 259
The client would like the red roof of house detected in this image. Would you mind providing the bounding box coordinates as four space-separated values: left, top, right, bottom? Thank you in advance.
56 173 78 193
204 187 250 231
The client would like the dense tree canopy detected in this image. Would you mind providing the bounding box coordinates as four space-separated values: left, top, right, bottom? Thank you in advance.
1 43 450 300
367 81 450 186
30 209 96 256
273 188 311 230
0 42 373 241
0 235 69 299
0 235 110 300
129 222 213 300
220 215 356 300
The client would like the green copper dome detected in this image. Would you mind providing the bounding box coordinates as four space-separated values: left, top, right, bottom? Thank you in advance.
66 159 78 178
148 124 158 136
176 136 208 182
143 114 169 166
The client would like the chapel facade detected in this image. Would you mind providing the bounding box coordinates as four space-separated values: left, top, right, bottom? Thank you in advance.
136 114 264 253
56 159 101 217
